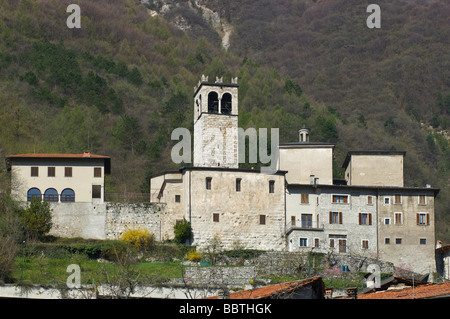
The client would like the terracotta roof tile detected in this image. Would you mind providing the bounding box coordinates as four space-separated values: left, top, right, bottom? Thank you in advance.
207 277 323 299
7 153 110 159
358 282 450 299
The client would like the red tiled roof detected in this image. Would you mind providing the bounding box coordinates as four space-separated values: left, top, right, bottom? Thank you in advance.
207 277 323 299
7 153 110 159
358 282 450 299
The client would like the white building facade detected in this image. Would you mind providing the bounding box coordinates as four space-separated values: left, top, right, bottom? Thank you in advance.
7 152 110 204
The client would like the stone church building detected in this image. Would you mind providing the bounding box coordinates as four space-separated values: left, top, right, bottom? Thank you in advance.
150 76 440 274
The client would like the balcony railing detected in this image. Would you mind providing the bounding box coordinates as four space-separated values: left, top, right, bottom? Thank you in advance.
285 221 324 234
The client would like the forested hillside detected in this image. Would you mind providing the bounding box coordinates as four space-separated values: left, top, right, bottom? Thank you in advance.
0 0 448 241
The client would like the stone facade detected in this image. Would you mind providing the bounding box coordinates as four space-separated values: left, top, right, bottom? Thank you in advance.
286 185 378 257
151 167 287 251
377 188 436 274
285 184 438 274
193 77 239 168
186 168 286 250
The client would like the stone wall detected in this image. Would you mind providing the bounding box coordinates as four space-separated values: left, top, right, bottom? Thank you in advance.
105 202 164 240
49 202 165 240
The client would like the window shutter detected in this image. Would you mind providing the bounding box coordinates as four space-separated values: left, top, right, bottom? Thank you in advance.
416 213 420 225
339 212 343 224
369 214 372 225
329 211 332 224
343 196 348 204
358 213 362 225
426 213 430 225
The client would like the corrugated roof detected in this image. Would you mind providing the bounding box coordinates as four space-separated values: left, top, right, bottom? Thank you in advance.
358 282 450 299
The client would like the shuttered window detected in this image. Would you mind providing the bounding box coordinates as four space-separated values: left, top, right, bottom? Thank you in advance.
329 212 342 224
48 167 55 177
362 240 369 249
418 195 426 205
359 213 372 225
333 195 348 203
31 167 39 177
65 167 72 177
417 213 430 225
301 194 309 204
394 212 402 225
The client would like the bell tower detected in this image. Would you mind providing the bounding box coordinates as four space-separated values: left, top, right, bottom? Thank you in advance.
193 75 239 168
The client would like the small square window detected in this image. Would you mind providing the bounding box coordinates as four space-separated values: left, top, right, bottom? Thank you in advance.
418 195 426 205
259 214 266 225
175 195 181 203
362 240 369 249
385 238 390 244
300 238 308 247
420 238 427 245
395 238 402 245
301 194 309 204
384 218 391 225
384 197 390 204
94 167 102 178
213 213 219 222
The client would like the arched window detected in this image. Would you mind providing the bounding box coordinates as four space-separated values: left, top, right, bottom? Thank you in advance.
61 188 75 202
44 188 58 202
221 93 232 114
208 92 219 113
27 188 42 201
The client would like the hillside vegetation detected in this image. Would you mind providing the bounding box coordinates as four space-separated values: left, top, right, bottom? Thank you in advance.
0 0 448 241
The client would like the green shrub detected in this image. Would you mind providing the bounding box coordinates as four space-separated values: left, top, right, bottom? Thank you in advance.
173 219 192 244
21 198 52 241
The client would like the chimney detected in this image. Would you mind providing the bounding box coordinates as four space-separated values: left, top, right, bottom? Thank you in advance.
299 126 310 143
83 151 91 158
